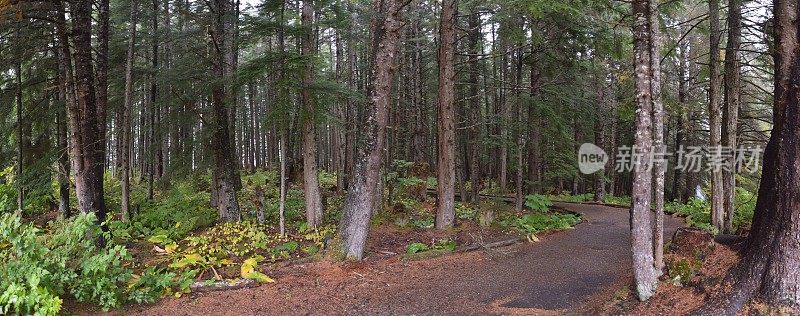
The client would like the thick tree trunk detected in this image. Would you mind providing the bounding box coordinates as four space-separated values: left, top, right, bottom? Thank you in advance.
708 0 724 230
695 1 800 312
630 0 658 301
337 0 406 260
121 1 138 222
68 0 110 244
96 0 110 166
435 0 456 228
301 0 324 227
211 0 241 222
722 0 741 233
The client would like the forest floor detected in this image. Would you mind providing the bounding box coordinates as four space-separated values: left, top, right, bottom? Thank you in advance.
73 202 684 316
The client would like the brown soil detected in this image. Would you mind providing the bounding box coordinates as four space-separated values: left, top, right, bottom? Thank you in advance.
581 240 744 315
66 203 685 316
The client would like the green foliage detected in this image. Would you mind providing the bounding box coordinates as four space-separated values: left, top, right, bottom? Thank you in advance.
665 188 756 234
455 203 477 220
500 212 582 235
405 242 428 255
603 195 632 206
666 197 714 233
667 257 702 286
405 239 456 255
524 195 553 212
0 166 14 213
546 192 593 203
0 212 190 314
125 183 217 240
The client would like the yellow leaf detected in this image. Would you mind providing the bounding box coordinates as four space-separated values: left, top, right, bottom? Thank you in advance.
527 234 540 243
165 242 178 254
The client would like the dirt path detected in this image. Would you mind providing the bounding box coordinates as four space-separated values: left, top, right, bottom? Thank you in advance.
105 203 683 316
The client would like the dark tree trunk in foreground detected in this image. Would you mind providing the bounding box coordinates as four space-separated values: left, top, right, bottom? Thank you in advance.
435 0 456 228
630 0 658 301
593 74 605 203
301 0 323 228
695 0 800 313
722 0 742 233
15 25 23 213
337 0 407 260
210 0 241 222
68 0 110 243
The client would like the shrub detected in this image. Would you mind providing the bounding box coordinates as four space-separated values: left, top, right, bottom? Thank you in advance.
524 195 553 212
129 183 217 240
1 212 186 314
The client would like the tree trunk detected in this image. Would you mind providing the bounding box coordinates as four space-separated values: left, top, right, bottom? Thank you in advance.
210 0 241 222
121 1 138 222
649 0 666 273
435 0 456 229
708 0 724 230
336 0 407 260
593 74 606 203
148 0 159 200
15 25 23 213
722 0 742 233
695 1 800 312
467 8 481 203
301 0 324 228
55 4 77 218
630 0 658 301
96 0 110 168
68 0 110 244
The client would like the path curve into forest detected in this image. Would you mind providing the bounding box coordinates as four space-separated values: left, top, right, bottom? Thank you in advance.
111 203 684 316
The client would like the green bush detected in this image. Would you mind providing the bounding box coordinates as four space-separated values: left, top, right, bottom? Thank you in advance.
1 211 194 314
500 212 581 235
524 195 553 212
128 183 217 240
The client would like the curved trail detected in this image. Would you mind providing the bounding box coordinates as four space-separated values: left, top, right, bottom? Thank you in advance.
116 203 684 316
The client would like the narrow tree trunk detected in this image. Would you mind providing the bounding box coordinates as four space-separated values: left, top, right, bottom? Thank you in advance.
15 26 23 213
722 0 742 233
435 0 457 228
708 0 724 230
336 0 407 260
301 0 324 227
467 8 481 203
279 129 288 236
147 0 159 200
649 0 666 273
121 1 138 222
55 4 77 218
593 74 606 203
630 0 658 300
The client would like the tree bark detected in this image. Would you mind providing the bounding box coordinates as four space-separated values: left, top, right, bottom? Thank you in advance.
708 0 724 230
68 0 111 244
436 0 456 228
121 1 138 222
630 0 658 301
301 0 324 228
467 8 482 203
210 0 241 222
695 0 800 312
336 0 407 260
722 0 742 233
649 0 666 273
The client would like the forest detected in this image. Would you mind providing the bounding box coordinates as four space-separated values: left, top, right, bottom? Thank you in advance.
0 0 797 314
